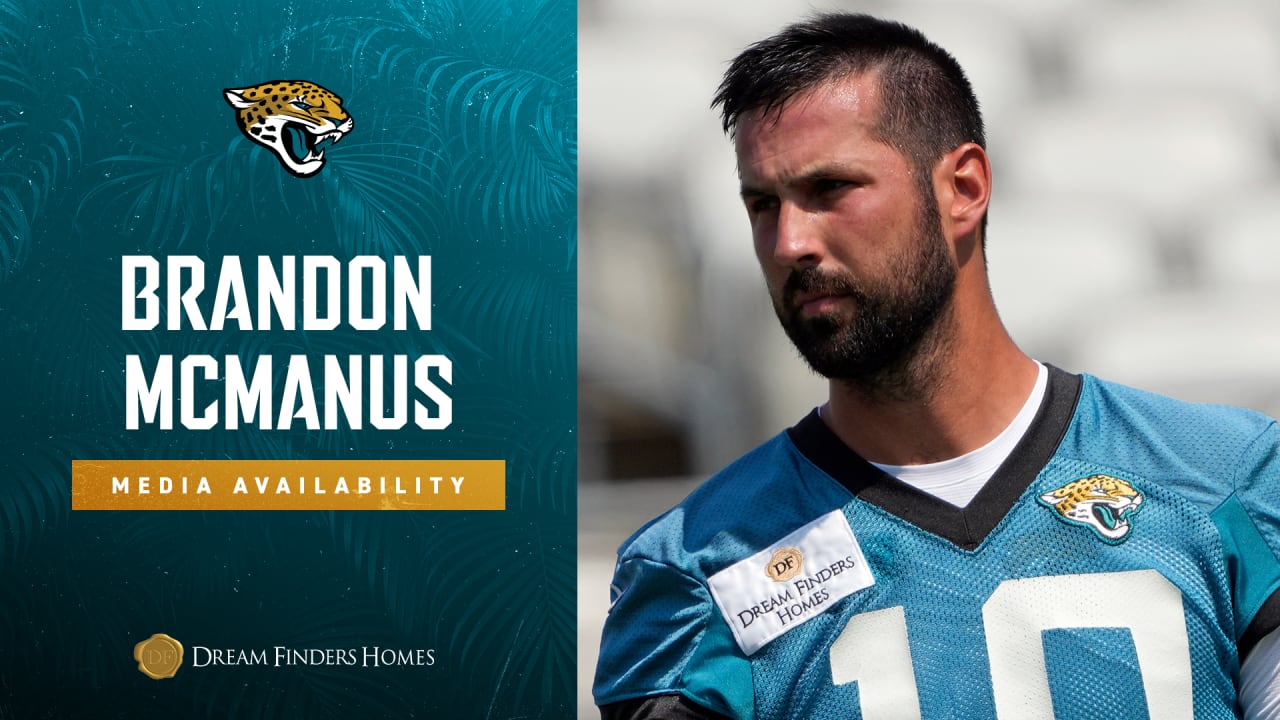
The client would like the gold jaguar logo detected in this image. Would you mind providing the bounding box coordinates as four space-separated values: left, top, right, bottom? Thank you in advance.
223 80 353 177
1039 474 1144 543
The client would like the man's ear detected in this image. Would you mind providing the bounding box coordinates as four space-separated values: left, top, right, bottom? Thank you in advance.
935 142 991 254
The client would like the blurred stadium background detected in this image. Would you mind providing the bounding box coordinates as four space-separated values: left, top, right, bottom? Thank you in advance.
577 0 1280 714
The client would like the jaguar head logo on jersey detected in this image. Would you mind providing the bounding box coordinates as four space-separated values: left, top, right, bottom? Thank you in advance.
223 80 353 177
1039 474 1145 543
766 547 803 582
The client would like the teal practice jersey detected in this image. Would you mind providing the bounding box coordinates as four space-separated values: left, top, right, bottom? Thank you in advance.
594 368 1280 720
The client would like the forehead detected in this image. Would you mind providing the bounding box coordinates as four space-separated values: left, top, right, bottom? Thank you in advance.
735 74 905 183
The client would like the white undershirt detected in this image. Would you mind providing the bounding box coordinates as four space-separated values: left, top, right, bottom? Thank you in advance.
867 362 1048 507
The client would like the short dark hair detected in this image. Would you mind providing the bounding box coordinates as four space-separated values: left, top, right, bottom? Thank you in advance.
712 13 985 182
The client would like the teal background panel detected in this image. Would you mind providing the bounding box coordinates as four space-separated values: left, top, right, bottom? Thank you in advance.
0 0 576 716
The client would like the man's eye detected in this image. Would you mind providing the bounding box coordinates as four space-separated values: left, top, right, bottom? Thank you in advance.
814 179 849 194
747 196 779 214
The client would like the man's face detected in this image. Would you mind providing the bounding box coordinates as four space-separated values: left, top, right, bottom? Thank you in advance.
735 75 957 382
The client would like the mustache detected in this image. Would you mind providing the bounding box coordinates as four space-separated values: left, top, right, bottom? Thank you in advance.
781 267 862 309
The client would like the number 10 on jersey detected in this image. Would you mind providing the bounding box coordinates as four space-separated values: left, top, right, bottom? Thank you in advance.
829 570 1193 719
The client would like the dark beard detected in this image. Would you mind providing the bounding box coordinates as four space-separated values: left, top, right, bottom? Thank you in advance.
773 199 956 388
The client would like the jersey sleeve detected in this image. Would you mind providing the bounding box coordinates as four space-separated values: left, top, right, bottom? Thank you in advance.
1214 420 1280 653
593 555 754 719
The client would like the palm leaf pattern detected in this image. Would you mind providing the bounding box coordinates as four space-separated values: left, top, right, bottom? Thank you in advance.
0 0 85 283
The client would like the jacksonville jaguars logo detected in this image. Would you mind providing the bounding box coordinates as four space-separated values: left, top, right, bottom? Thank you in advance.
223 80 353 177
1039 474 1145 544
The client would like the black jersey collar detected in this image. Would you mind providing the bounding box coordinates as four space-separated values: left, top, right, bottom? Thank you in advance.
786 366 1083 550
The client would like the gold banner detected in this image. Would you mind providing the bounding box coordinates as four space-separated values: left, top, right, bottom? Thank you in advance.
72 460 505 510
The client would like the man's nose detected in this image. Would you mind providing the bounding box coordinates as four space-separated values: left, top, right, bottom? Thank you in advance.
772 201 823 268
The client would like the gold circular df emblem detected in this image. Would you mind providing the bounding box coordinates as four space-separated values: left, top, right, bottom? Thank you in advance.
133 633 184 680
765 547 803 582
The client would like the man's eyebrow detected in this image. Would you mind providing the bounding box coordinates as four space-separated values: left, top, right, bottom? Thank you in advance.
791 164 860 183
739 165 862 197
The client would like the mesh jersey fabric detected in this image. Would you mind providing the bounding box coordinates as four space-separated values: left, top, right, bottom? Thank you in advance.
593 367 1280 720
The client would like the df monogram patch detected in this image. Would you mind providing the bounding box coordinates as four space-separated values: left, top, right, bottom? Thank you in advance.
766 548 803 582
708 510 874 655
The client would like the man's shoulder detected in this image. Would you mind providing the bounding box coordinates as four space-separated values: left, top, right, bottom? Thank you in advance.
1070 372 1279 481
1079 372 1276 439
615 423 849 579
